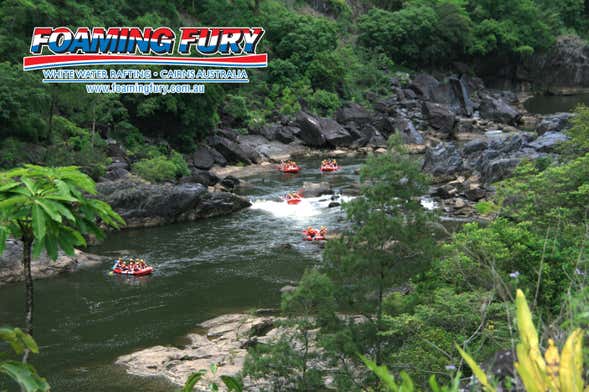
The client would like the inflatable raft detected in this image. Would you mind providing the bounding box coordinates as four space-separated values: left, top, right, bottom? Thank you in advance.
320 165 339 172
302 230 326 241
113 266 153 276
279 165 301 173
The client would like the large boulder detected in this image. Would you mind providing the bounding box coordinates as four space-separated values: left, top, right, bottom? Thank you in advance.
536 113 573 135
422 143 463 178
237 135 306 162
527 131 568 152
422 102 456 135
319 118 354 147
180 169 219 186
479 95 521 125
480 158 522 184
296 111 326 147
191 146 216 170
409 73 440 100
258 123 297 144
335 103 371 125
0 239 104 285
392 118 424 144
97 180 250 228
207 135 257 164
301 182 332 197
295 111 354 147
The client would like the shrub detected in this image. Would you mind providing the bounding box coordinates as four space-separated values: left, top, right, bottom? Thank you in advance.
132 156 178 183
306 89 341 116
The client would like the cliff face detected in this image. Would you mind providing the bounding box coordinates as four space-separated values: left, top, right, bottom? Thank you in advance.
478 36 589 94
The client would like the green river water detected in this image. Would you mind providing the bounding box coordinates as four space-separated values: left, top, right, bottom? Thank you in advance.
0 157 363 391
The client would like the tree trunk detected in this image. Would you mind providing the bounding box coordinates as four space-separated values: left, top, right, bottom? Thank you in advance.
22 236 34 363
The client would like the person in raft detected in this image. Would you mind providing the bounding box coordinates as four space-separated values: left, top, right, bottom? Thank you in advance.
286 192 301 200
319 226 328 236
306 226 318 238
281 160 297 170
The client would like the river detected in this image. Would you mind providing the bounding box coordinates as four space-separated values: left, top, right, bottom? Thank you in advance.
0 157 364 391
524 93 589 114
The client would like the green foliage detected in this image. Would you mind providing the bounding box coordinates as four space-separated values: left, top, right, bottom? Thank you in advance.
132 156 179 183
358 0 559 67
358 2 473 67
0 165 124 257
0 327 49 392
306 90 341 116
560 104 589 157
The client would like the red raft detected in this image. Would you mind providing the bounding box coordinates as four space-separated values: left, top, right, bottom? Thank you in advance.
279 165 301 174
113 266 153 276
302 229 326 241
320 165 339 172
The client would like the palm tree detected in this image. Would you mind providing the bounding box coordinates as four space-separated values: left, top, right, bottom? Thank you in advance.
0 165 124 361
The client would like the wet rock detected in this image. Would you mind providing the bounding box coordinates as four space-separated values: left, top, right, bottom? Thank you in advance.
205 146 228 167
463 139 488 155
328 202 341 208
216 128 239 141
422 102 456 135
480 157 521 184
258 123 297 144
237 135 306 162
422 143 463 178
103 167 130 181
320 118 355 147
393 118 424 144
295 111 326 147
335 103 371 125
97 180 250 228
0 239 105 285
219 175 240 191
409 73 440 99
191 146 216 170
536 113 573 135
207 135 258 165
302 182 332 197
479 94 521 125
180 169 219 186
527 131 568 152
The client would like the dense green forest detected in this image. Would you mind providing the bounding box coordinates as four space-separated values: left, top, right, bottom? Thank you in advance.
1 0 588 177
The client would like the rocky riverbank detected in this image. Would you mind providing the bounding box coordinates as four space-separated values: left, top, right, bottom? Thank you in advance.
116 312 284 390
99 68 571 222
0 239 105 286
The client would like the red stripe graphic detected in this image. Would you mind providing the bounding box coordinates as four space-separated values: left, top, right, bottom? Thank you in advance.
23 53 267 70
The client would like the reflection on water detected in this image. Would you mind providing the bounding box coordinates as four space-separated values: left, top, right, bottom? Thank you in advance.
524 93 589 114
0 157 364 392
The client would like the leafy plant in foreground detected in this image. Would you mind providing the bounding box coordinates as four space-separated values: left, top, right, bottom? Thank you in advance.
0 165 124 360
0 327 49 391
458 289 586 392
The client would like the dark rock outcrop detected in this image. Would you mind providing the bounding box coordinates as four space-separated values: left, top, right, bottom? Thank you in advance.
296 111 326 147
97 180 250 228
335 103 371 125
422 102 456 135
479 94 521 125
0 239 104 285
409 73 440 100
191 146 216 170
301 182 332 197
527 131 568 152
519 36 589 94
207 135 259 164
422 143 463 178
536 113 573 135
